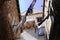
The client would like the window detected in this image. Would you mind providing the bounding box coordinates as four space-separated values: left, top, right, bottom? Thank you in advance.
37 17 42 22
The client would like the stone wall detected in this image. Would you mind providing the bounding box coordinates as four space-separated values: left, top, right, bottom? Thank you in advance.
0 0 21 40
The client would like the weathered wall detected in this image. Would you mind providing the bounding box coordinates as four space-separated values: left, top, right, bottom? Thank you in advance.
0 0 21 40
0 0 15 40
44 0 52 39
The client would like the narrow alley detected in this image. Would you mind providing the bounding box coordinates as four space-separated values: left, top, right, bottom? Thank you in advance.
20 29 46 40
0 0 60 40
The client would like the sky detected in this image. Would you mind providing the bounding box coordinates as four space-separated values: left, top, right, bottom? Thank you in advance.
19 0 43 13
